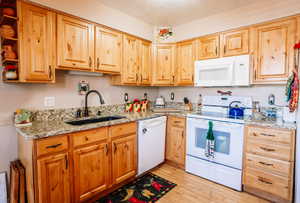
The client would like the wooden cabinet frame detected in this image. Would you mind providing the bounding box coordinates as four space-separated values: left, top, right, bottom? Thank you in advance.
198 34 219 60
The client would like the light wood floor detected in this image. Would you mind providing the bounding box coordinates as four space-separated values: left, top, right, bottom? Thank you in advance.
151 164 269 203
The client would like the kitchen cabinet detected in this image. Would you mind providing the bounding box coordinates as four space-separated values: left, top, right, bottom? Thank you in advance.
73 142 109 202
243 125 295 202
95 26 122 74
18 2 56 82
176 40 197 85
139 40 152 85
165 116 186 169
112 135 137 184
198 34 219 60
18 122 137 203
152 44 176 86
36 152 71 203
57 14 94 70
251 18 297 84
220 29 249 57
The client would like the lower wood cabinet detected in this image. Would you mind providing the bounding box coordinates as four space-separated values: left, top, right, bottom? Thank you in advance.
243 125 295 203
165 116 186 169
18 122 137 203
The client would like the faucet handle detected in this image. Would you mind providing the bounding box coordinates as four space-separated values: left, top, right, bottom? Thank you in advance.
97 110 101 116
83 109 89 117
76 109 82 118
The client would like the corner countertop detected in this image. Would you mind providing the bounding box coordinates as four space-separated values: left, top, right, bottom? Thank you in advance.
16 110 296 140
16 111 190 140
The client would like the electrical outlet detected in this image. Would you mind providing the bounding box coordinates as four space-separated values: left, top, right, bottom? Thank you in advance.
44 97 55 107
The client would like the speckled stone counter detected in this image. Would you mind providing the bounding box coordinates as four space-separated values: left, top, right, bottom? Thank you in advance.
245 118 297 130
16 111 194 140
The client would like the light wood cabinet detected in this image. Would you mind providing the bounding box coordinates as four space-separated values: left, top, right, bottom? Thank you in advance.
18 122 137 203
112 135 137 184
73 142 109 202
165 116 186 169
176 40 197 85
36 152 71 203
220 29 249 57
198 34 219 60
152 44 176 86
138 40 152 85
243 125 295 202
251 18 297 84
57 14 94 70
95 26 122 74
18 2 56 82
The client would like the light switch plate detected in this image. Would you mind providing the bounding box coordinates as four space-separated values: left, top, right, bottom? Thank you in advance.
44 97 55 107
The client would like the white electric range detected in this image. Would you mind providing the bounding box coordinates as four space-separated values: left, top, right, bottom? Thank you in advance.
186 96 252 191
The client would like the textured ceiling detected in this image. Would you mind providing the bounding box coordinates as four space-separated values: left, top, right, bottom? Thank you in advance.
98 0 263 26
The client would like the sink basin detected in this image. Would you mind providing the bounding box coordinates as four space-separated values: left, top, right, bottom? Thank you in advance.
65 116 126 126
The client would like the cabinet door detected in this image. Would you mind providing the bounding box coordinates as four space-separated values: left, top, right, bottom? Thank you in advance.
73 142 109 202
57 14 94 70
166 117 186 168
20 3 55 82
198 34 219 60
252 18 296 84
176 40 197 85
37 153 70 203
139 40 152 85
95 26 122 74
112 135 137 184
152 44 176 85
122 34 139 84
220 29 249 57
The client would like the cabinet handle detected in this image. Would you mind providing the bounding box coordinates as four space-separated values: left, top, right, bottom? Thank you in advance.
258 161 273 166
46 143 62 149
215 47 218 56
136 73 138 82
65 155 68 170
259 147 275 152
181 131 184 138
172 75 175 83
174 121 182 124
114 143 117 153
261 133 275 137
89 56 92 67
85 136 89 141
258 177 272 185
224 45 226 54
125 143 129 150
97 57 100 69
49 66 52 80
140 74 142 83
105 144 109 155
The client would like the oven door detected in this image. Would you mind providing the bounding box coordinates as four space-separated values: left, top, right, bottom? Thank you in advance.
187 117 244 169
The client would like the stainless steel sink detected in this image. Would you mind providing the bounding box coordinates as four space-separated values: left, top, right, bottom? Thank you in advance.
65 116 126 126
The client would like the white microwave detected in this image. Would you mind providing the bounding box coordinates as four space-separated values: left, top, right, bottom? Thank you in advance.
194 55 250 87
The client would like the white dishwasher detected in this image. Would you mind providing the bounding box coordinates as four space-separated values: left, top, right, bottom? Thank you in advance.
138 116 167 176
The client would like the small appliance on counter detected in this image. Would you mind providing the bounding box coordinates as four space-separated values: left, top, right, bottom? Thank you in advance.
154 96 166 108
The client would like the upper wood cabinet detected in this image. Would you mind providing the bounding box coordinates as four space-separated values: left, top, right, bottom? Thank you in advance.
73 142 109 202
36 152 71 203
18 2 56 82
138 40 152 85
95 26 122 74
152 44 176 86
220 29 249 57
121 34 140 84
251 18 297 84
198 34 219 60
176 40 197 85
57 14 94 70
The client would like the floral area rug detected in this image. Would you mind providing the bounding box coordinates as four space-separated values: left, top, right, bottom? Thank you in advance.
95 173 177 203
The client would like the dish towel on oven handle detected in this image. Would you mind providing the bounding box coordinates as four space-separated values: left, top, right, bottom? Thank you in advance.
205 121 215 158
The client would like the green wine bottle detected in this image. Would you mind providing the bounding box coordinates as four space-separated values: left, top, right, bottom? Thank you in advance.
207 121 214 141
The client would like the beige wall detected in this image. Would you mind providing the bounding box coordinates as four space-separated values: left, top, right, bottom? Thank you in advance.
174 0 300 41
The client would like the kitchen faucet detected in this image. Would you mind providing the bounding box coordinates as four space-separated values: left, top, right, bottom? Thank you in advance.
84 90 105 117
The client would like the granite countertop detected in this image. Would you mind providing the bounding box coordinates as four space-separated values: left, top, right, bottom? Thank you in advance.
16 110 296 140
16 111 191 140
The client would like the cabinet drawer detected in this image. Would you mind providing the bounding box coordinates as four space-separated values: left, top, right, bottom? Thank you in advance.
168 116 185 128
245 153 291 177
72 127 108 147
110 122 136 138
247 126 293 145
244 168 291 200
246 141 293 161
36 135 68 157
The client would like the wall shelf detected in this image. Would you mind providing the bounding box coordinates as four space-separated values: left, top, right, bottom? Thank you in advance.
2 58 18 63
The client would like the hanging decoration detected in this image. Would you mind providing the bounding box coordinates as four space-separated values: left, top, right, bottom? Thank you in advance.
286 42 300 112
157 27 173 40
